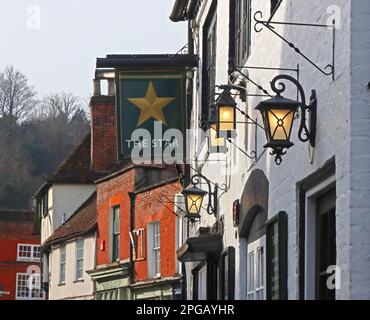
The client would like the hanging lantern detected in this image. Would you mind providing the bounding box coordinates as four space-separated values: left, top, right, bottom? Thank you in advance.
256 95 301 164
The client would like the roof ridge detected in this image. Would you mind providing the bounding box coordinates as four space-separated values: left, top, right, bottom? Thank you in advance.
34 132 96 197
47 132 91 183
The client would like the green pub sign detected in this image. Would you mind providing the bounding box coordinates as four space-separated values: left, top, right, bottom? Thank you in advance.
116 70 186 162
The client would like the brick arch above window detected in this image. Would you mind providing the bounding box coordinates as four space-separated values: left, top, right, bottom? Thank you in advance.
239 169 269 238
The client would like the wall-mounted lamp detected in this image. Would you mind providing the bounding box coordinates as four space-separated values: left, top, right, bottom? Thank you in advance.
215 86 237 136
256 74 317 165
182 173 226 220
209 74 316 165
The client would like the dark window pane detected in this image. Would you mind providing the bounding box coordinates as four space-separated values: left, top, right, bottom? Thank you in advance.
316 190 336 300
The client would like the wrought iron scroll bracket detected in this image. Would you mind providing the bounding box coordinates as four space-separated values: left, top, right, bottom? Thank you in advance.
190 173 227 216
270 74 317 148
254 11 335 80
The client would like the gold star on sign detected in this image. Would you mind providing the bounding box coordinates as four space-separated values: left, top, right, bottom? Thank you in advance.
127 81 176 127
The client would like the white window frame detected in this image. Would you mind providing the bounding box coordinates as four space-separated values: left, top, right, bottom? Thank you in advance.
148 221 161 278
198 265 207 300
15 273 44 300
75 238 84 281
59 245 66 284
17 244 41 262
304 175 336 300
110 206 120 263
247 236 266 300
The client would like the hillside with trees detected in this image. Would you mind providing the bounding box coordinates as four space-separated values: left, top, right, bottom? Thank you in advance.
0 66 90 210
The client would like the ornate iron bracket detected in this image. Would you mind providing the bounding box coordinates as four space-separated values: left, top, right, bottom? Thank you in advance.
254 11 335 80
189 173 227 217
268 74 317 165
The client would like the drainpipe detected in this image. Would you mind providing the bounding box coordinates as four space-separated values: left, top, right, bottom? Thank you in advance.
180 19 195 301
128 192 136 288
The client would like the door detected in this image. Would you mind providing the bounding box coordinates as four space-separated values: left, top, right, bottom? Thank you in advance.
316 189 336 300
247 236 266 300
193 264 207 300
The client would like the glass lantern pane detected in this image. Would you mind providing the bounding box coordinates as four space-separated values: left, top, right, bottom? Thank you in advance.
219 106 235 131
187 194 204 215
267 109 294 141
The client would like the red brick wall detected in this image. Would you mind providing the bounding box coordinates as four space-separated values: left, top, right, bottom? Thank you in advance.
96 169 135 265
0 222 40 300
96 167 181 282
134 181 180 282
90 96 117 173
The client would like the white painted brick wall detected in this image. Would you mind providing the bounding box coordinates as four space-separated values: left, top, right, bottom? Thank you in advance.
349 0 370 300
186 0 370 300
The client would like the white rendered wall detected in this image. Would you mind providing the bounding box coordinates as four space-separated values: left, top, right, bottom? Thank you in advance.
41 184 95 244
48 234 96 300
41 187 53 244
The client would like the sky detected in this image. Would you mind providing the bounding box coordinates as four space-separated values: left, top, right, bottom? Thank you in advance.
0 0 187 100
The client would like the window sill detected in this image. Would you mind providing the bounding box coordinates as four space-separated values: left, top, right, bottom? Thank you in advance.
58 282 66 287
17 258 40 263
134 258 146 262
73 279 84 284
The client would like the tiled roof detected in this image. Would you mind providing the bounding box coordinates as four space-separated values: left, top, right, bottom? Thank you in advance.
0 210 38 239
43 192 97 247
35 133 104 197
0 210 34 223
48 133 98 184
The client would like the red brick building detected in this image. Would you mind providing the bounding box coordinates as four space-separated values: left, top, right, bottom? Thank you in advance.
0 210 43 300
88 94 183 300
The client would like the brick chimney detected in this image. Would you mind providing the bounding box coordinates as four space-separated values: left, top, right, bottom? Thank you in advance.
90 79 117 172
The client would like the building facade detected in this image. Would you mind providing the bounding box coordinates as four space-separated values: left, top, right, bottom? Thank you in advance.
36 133 102 299
88 93 183 300
170 0 370 300
42 193 97 300
0 210 43 300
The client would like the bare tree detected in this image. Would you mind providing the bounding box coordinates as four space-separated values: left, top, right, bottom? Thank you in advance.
0 65 37 131
42 92 82 121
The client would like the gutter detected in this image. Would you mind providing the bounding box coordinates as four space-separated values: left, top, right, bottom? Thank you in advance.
42 227 97 250
170 0 189 22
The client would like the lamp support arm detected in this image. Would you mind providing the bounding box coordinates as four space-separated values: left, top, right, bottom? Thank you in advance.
254 11 335 80
190 173 223 216
270 74 317 147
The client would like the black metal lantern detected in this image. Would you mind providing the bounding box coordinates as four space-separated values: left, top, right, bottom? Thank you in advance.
216 86 237 135
256 95 300 161
182 173 227 220
255 74 317 165
182 185 207 219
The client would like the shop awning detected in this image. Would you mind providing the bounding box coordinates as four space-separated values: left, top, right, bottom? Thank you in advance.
177 234 223 262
